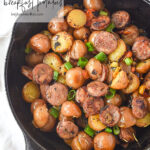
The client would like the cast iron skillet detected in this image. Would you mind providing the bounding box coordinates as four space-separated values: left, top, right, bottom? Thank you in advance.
4 0 150 149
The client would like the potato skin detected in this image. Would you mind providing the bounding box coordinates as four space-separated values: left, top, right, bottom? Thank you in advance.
88 31 101 46
67 9 87 29
136 113 150 127
48 18 68 34
30 33 51 53
51 31 73 53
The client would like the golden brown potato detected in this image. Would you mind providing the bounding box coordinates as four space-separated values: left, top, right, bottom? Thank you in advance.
69 40 87 60
51 32 73 53
122 72 140 94
43 53 63 72
136 59 150 74
108 39 127 62
110 71 129 90
105 94 122 107
66 67 85 89
73 27 90 40
48 18 68 34
57 5 73 18
88 114 106 131
136 113 150 127
57 75 67 85
83 0 104 11
67 9 87 29
30 33 51 53
71 131 93 150
94 132 116 150
22 81 40 103
61 101 82 118
85 58 102 80
88 31 101 46
58 64 67 76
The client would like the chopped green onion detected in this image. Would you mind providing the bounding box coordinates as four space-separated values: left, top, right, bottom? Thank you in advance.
86 42 94 52
84 125 95 137
105 88 116 99
95 52 107 62
25 47 32 54
124 57 133 66
64 62 73 70
53 71 59 81
68 90 76 100
49 107 59 119
99 10 108 16
105 127 112 133
77 57 88 68
113 126 120 135
105 22 115 32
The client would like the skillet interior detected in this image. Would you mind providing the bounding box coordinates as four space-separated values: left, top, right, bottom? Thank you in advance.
5 0 150 149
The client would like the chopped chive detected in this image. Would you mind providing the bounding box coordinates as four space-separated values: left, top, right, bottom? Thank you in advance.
68 90 76 100
99 10 108 16
25 47 32 54
86 42 94 52
64 62 73 70
124 57 133 66
53 71 59 81
95 52 107 62
113 126 120 135
105 127 112 133
49 107 59 119
84 125 95 137
77 57 88 68
105 88 116 99
106 22 115 32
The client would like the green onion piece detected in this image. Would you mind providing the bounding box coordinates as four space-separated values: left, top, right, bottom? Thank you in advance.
124 57 133 66
64 62 73 70
53 71 59 81
77 57 88 68
105 22 115 32
105 88 116 99
86 42 94 52
105 127 112 133
68 90 76 100
84 125 95 137
25 47 32 54
95 52 107 62
99 10 108 16
49 107 59 119
113 126 120 135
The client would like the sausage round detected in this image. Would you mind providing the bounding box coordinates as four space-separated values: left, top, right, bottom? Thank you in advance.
56 121 79 139
132 96 148 119
46 83 68 106
21 66 33 80
30 33 51 53
32 64 53 84
112 10 130 29
87 81 109 97
97 64 108 82
132 36 150 60
94 31 118 54
40 84 49 100
91 16 110 31
83 97 104 117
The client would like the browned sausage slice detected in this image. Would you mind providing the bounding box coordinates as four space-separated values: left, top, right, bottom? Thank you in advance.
94 31 118 54
32 64 53 84
21 66 33 80
132 96 148 119
100 104 121 127
97 64 108 82
112 11 130 29
83 97 104 117
40 84 49 100
56 121 79 139
46 83 68 106
132 36 150 60
87 81 109 97
91 16 110 31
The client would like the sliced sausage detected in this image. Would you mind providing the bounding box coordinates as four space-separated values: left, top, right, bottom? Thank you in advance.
91 16 110 31
40 84 49 100
100 104 121 127
144 72 150 90
56 121 79 140
112 11 130 29
119 127 135 143
83 97 104 117
97 64 108 82
87 81 109 97
21 66 33 80
32 64 53 84
94 31 118 54
132 36 150 60
132 96 148 119
46 83 68 106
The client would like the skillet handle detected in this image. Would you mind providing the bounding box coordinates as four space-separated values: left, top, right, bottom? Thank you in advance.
24 133 43 150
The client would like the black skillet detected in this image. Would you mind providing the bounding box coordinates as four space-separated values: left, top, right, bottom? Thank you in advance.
5 0 150 149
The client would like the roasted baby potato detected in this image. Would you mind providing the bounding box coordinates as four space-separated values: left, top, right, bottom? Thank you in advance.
22 81 40 103
136 113 150 127
57 75 67 85
67 9 87 29
59 64 67 76
51 32 73 53
108 39 127 62
43 53 63 71
122 72 140 94
88 114 106 131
